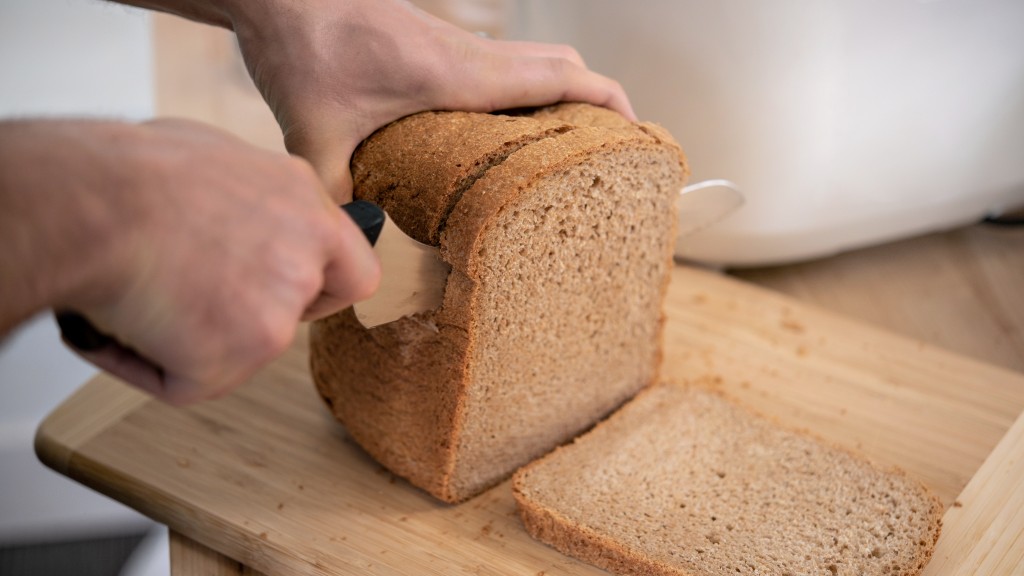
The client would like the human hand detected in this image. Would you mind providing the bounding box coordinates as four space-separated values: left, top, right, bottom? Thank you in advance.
227 0 635 199
6 119 379 404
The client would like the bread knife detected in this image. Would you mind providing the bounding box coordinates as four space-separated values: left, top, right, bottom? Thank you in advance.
345 201 451 329
348 181 744 329
674 179 744 255
57 185 744 349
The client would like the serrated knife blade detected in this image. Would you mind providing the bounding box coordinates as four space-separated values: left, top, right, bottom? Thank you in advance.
343 202 451 329
345 180 743 329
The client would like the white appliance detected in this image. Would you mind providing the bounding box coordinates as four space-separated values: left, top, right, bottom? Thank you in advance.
510 0 1024 265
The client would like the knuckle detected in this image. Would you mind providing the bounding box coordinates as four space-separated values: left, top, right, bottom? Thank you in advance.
295 266 325 302
605 78 626 101
556 44 583 63
253 314 297 361
540 55 579 85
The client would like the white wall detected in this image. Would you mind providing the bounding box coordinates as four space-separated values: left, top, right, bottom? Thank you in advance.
0 0 155 544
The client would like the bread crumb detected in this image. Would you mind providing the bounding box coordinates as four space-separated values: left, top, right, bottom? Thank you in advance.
474 521 494 541
781 319 806 333
953 500 963 508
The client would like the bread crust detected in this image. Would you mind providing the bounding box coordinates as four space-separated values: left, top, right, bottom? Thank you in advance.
350 111 572 245
512 383 944 576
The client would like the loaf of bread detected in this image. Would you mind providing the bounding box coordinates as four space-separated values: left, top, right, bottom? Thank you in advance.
513 383 944 576
310 103 688 503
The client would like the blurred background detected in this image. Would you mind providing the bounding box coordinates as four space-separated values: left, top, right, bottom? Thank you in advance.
1 0 1021 574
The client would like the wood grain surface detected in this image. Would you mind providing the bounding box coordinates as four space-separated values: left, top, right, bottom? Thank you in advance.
733 224 1024 374
922 409 1024 575
36 266 1024 575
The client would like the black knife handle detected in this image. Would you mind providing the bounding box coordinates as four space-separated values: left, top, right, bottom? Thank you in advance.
341 201 384 246
56 309 164 383
55 310 115 352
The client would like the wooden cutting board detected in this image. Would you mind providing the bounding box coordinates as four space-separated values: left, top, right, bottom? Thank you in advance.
36 266 1024 575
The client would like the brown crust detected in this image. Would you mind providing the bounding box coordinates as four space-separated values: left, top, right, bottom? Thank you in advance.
311 104 688 503
310 310 467 498
351 111 572 244
514 489 690 576
512 383 945 576
442 126 684 271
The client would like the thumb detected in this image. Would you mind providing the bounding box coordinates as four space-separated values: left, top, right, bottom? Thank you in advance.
301 203 382 322
282 122 359 203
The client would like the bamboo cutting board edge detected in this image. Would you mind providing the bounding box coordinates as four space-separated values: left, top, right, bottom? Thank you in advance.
922 407 1024 575
34 376 150 476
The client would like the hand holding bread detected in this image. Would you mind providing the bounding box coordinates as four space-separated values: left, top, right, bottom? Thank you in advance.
226 0 636 199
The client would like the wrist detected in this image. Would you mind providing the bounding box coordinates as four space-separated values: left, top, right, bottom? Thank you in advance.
0 120 150 332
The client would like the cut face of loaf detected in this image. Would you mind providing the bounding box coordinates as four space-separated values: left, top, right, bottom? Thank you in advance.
513 384 944 576
310 103 688 503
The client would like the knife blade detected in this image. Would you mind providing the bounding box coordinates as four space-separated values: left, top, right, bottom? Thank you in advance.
674 179 744 257
346 180 744 328
344 202 451 329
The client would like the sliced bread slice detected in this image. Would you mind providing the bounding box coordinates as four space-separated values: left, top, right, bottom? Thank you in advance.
310 104 688 503
513 383 943 576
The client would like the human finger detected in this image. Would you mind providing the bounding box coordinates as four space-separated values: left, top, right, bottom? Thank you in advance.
301 205 381 322
481 55 636 120
281 122 361 203
73 341 231 406
488 39 588 68
72 341 167 400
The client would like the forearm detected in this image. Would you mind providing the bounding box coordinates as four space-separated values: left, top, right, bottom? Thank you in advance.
104 0 239 29
0 120 139 337
102 0 363 30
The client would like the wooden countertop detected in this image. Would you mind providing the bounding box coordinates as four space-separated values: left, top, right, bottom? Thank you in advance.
733 223 1024 374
